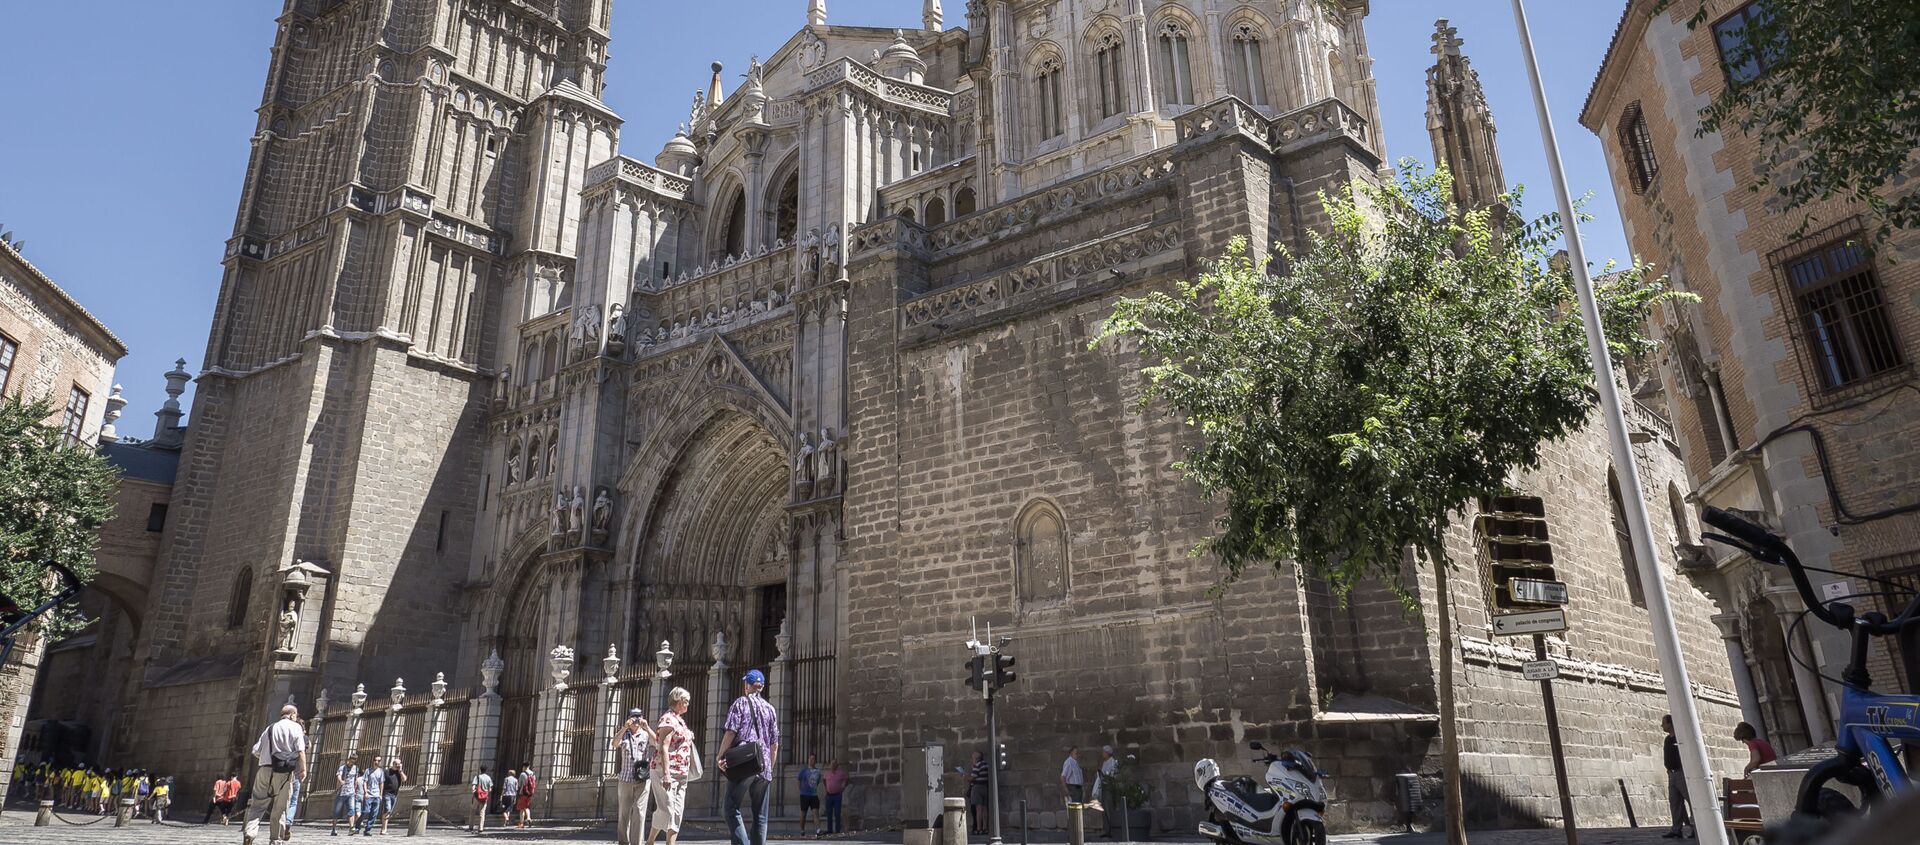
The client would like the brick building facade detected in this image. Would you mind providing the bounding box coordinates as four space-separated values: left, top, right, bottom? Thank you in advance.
1582 0 1920 758
35 0 1747 831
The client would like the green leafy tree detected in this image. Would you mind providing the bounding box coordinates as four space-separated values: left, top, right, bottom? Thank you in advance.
0 395 116 637
1660 0 1920 240
1093 167 1685 842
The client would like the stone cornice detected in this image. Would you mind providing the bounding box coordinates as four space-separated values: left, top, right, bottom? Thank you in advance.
0 239 127 360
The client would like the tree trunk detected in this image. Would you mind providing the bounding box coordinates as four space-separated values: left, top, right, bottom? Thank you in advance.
1434 559 1468 845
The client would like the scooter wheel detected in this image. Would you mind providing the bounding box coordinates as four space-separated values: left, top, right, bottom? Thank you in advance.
1286 819 1326 845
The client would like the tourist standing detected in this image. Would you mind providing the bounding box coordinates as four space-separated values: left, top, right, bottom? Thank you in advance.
1095 745 1119 836
516 763 536 829
717 669 780 845
821 761 847 834
330 759 360 836
1662 715 1692 839
1735 722 1777 775
357 757 385 836
469 767 492 833
242 704 309 845
645 687 698 845
613 707 658 845
798 754 822 834
1060 747 1085 805
382 757 407 834
967 751 990 835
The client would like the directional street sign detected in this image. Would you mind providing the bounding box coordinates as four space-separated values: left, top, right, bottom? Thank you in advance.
1492 608 1568 636
1509 578 1569 606
1523 659 1561 681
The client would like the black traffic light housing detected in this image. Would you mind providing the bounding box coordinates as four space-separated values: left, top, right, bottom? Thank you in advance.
992 653 1017 688
965 654 986 691
1478 496 1558 611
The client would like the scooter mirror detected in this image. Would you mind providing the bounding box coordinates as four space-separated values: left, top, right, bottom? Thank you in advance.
1247 741 1264 751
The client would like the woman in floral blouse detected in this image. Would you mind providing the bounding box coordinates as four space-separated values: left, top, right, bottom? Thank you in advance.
647 686 698 845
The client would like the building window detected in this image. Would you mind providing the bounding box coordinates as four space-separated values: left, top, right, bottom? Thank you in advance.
1785 237 1904 389
1610 470 1647 608
1157 22 1195 106
436 510 449 552
62 385 90 447
720 188 747 259
924 197 947 227
1228 23 1269 106
1037 58 1066 140
1015 500 1068 606
0 334 15 395
1094 32 1127 118
1714 2 1780 85
146 503 169 533
775 172 799 244
1617 102 1658 194
227 567 254 630
954 187 977 217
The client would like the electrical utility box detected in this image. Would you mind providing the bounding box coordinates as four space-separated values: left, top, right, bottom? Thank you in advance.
900 744 945 829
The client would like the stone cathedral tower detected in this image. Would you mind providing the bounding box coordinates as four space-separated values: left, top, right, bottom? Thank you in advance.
125 0 617 773
1425 18 1504 211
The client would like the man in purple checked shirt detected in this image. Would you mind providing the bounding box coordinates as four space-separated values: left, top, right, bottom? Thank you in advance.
717 668 780 845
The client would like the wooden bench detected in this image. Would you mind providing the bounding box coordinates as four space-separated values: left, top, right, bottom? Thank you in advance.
1722 777 1765 845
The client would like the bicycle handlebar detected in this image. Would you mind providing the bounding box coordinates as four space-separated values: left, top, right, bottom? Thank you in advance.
1701 506 1920 636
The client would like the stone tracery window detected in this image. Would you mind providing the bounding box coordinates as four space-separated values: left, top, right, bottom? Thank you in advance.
1093 31 1128 119
1228 22 1270 106
1015 499 1069 606
1157 21 1196 106
1036 56 1066 141
227 567 254 630
775 173 799 245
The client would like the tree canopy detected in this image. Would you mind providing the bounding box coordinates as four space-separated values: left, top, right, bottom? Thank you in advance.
0 396 116 636
1092 168 1685 591
1665 0 1920 240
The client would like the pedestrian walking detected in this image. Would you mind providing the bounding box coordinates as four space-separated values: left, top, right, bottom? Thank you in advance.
613 707 659 845
645 687 699 845
821 761 847 834
967 751 989 835
499 768 521 831
242 704 309 845
330 759 360 836
469 767 492 833
382 757 408 834
357 757 385 836
716 668 780 845
1060 747 1085 806
1735 722 1776 775
516 763 536 829
152 777 173 823
798 754 823 835
1662 715 1693 839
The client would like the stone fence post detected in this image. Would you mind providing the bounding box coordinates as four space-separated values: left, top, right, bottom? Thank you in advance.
464 651 506 781
704 631 733 815
535 645 575 779
344 684 370 763
421 673 450 786
771 620 792 766
382 678 408 765
308 687 331 765
597 645 622 778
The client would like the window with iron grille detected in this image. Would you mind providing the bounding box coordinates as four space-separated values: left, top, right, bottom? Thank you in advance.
1784 237 1903 390
62 385 89 447
1617 102 1658 194
1862 551 1920 693
1713 2 1781 85
0 334 16 395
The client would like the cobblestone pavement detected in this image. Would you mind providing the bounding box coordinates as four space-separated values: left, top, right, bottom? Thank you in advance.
0 810 1686 845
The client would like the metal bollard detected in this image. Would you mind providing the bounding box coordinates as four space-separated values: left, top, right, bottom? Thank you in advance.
34 800 51 827
115 798 136 827
409 796 429 836
1119 795 1130 845
943 797 967 845
1068 803 1085 845
1020 798 1029 845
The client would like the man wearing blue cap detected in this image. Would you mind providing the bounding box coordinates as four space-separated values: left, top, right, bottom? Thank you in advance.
717 668 780 845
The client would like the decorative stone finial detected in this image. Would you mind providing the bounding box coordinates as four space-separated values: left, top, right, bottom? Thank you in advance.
316 687 331 715
390 678 407 708
774 616 792 661
154 358 191 447
710 629 731 664
351 683 369 712
430 672 448 704
603 643 621 680
481 649 505 695
549 644 576 687
808 0 826 27
99 385 126 442
924 0 942 31
1431 19 1463 58
707 61 725 106
655 640 675 677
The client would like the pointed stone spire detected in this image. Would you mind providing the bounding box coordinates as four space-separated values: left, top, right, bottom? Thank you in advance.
923 0 942 31
1425 19 1505 214
153 358 190 447
707 61 725 107
808 0 826 27
99 384 126 442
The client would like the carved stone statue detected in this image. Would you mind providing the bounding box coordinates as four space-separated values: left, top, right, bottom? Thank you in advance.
277 601 299 652
606 303 628 357
547 439 557 473
570 486 587 539
591 488 613 540
480 649 505 696
506 449 522 484
802 228 822 274
795 431 816 484
580 304 602 350
821 224 843 282
815 427 839 480
552 491 568 536
496 365 512 400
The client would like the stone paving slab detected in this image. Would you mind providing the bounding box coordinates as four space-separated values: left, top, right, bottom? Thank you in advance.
0 811 1686 845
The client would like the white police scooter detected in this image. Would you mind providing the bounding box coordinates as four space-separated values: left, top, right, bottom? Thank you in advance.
1195 742 1328 845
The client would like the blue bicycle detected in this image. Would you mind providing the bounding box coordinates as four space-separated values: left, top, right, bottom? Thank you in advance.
1702 507 1920 830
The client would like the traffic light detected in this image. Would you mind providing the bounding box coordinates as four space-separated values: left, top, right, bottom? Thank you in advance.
997 743 1010 771
966 654 985 691
1478 495 1564 612
992 653 1017 689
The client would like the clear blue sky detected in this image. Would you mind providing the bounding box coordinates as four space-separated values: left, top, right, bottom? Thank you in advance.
0 1 1634 430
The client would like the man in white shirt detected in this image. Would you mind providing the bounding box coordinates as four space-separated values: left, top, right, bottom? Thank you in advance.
1060 747 1085 806
243 704 308 845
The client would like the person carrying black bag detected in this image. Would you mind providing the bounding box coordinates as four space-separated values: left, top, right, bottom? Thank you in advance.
613 707 660 845
716 669 780 845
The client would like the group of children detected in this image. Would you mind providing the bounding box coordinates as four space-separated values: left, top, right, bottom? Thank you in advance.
9 761 176 822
